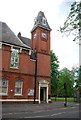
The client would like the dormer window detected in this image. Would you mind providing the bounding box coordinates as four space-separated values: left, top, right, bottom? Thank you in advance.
34 17 37 25
42 17 46 26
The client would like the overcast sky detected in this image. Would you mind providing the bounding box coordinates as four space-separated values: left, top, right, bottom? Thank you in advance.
0 0 79 70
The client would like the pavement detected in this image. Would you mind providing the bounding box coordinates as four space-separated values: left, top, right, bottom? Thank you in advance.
2 101 79 113
2 101 80 119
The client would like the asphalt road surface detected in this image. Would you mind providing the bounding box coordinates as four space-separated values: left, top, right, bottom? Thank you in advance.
2 101 80 119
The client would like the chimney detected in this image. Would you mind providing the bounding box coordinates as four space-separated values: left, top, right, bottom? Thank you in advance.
17 32 22 40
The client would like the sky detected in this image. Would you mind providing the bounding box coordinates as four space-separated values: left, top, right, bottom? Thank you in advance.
0 0 79 70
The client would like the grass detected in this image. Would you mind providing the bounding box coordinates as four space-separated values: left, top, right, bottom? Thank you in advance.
51 97 75 102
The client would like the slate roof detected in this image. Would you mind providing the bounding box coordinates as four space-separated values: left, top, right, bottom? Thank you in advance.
0 21 30 49
17 32 30 47
31 11 51 32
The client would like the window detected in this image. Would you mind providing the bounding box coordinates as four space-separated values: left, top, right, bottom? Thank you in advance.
34 33 37 39
10 48 19 69
42 17 47 26
0 79 8 95
15 80 22 95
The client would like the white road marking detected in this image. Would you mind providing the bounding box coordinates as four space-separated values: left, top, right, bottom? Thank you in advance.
24 115 50 118
51 112 66 116
2 105 79 116
24 110 79 118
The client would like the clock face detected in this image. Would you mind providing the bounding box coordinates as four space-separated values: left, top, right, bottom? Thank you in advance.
42 32 47 39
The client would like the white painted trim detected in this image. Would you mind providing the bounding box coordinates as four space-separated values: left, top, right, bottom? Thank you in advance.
39 85 40 104
0 99 51 103
0 99 39 102
29 49 32 55
11 46 22 53
2 42 30 50
47 85 48 103
39 80 49 103
30 59 36 62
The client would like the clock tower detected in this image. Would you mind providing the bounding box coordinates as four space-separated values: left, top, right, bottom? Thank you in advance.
31 11 51 54
31 11 51 103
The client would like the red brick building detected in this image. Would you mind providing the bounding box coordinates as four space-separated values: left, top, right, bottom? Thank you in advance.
0 11 51 103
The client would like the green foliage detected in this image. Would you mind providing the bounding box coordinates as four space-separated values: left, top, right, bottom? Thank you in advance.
79 66 81 95
71 66 81 99
58 68 74 97
51 97 74 102
50 50 78 97
50 50 59 96
50 50 80 98
71 66 79 87
59 1 81 41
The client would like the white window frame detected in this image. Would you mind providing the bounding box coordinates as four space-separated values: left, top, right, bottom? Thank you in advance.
15 80 23 96
0 79 8 96
10 48 19 69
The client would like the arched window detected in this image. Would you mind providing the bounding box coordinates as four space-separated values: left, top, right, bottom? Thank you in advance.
10 47 19 69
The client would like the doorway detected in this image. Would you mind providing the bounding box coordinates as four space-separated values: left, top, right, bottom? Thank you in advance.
40 87 46 103
39 80 49 104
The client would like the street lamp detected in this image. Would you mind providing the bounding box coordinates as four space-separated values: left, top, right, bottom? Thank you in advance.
64 82 67 107
33 49 37 104
30 48 37 104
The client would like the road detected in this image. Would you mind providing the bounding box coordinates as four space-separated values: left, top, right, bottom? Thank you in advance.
2 101 80 119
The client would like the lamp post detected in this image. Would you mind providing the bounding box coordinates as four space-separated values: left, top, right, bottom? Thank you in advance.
64 82 67 107
30 48 37 104
34 49 37 104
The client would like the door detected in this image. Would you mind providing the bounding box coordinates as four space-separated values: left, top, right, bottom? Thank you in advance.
40 87 46 103
40 87 44 102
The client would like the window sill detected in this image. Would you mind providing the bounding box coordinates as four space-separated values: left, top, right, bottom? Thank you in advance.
14 94 22 96
0 94 8 96
10 67 19 69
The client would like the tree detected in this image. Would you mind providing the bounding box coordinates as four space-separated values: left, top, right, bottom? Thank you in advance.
79 66 81 97
71 66 81 102
58 68 74 97
71 66 79 87
50 50 59 97
59 1 81 42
